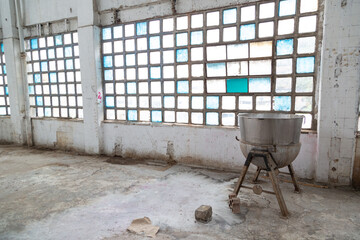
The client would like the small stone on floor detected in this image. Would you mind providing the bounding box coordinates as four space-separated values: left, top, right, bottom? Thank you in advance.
195 205 212 223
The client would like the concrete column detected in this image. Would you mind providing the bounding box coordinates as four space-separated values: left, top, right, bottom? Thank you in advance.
0 0 29 144
77 0 103 154
317 0 360 184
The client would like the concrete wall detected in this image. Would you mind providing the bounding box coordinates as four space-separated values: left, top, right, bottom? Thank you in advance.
0 0 359 184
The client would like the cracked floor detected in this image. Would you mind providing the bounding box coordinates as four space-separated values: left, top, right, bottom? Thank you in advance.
0 145 359 240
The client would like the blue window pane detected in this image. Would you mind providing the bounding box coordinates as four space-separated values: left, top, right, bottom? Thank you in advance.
3 66 6 74
127 82 137 94
177 81 189 94
206 63 226 77
279 0 296 17
41 62 48 72
44 108 51 117
149 36 160 49
102 28 112 40
55 35 62 46
105 96 115 108
227 78 248 93
223 8 237 24
1 43 4 52
31 39 38 49
5 86 8 95
176 49 188 62
128 110 138 121
277 39 293 55
150 67 161 79
206 112 219 125
249 78 271 92
104 70 113 80
103 56 113 68
136 22 147 35
297 57 315 73
65 59 74 70
240 24 255 40
64 47 72 57
176 33 188 46
151 110 162 122
28 86 34 95
274 96 291 111
36 96 43 106
206 96 219 109
34 74 41 83
49 72 57 83
190 31 203 45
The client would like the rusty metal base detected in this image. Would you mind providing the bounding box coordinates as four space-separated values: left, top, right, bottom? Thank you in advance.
229 149 301 217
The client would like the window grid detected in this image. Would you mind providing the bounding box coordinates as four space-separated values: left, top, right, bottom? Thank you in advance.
25 32 83 118
0 42 10 116
101 0 320 129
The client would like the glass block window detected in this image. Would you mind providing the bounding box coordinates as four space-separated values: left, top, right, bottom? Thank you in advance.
0 43 10 116
101 0 320 129
25 32 83 118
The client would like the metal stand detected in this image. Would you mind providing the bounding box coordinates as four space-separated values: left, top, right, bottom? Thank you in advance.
229 149 300 217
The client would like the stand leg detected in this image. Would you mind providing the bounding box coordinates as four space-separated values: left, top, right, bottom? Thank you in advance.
268 161 289 217
233 165 249 196
253 167 261 183
288 163 300 193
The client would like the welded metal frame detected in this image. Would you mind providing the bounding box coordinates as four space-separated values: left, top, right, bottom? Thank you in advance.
0 42 10 116
24 32 83 119
101 0 322 130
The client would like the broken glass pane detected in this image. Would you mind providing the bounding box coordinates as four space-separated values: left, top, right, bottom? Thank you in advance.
176 112 188 123
256 96 271 111
140 111 150 122
191 14 203 28
276 77 292 93
163 65 174 78
227 78 248 93
207 29 220 43
249 78 271 92
125 24 135 37
191 31 203 45
177 16 188 30
240 24 255 40
177 65 188 78
176 33 188 46
300 0 318 13
114 55 124 67
276 58 293 74
152 110 162 122
260 2 275 19
295 96 312 111
259 21 274 38
296 57 315 73
150 51 160 64
207 11 219 26
151 82 161 94
276 39 293 55
164 96 175 108
239 96 253 110
113 26 123 38
192 96 204 109
227 44 248 59
241 6 255 22
149 36 160 49
165 111 175 122
126 54 135 66
178 96 189 109
207 63 226 77
192 80 204 93
206 112 219 125
163 34 174 48
207 45 226 61
227 61 248 76
191 47 203 61
223 27 237 42
297 37 316 54
279 0 296 16
137 38 147 51
176 49 188 62
250 41 272 57
273 96 291 111
207 80 226 93
249 60 271 75
125 39 135 52
223 8 237 24
163 18 174 32
299 15 317 33
163 50 174 64
222 96 236 110
222 113 235 126
103 42 112 54
177 81 189 94
137 53 147 65
278 19 294 35
191 113 203 124
138 68 148 80
136 22 147 35
296 77 313 92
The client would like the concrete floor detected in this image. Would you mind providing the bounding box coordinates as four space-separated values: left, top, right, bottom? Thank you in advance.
0 145 359 240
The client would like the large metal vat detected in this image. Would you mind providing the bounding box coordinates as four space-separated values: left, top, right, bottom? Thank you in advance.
238 113 304 169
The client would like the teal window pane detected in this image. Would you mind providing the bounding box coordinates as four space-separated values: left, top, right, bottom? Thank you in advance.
249 78 271 92
223 8 237 24
65 59 74 70
136 22 147 35
191 31 203 45
5 86 8 95
3 66 6 74
128 110 138 121
151 110 162 122
277 39 293 55
105 96 115 108
176 33 188 46
279 0 296 16
102 28 112 40
149 36 160 49
44 108 51 117
240 24 255 40
31 39 38 49
227 78 248 93
296 57 315 73
55 35 62 45
41 62 48 72
49 73 57 83
103 56 113 68
104 70 113 80
274 96 291 111
150 66 161 79
0 43 4 52
28 86 34 94
177 81 189 93
176 49 188 62
206 96 219 109
34 74 41 83
36 96 43 106
127 82 137 94
64 47 72 57
206 112 219 125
